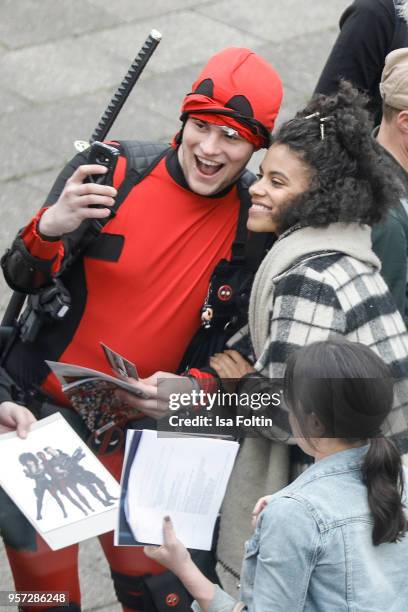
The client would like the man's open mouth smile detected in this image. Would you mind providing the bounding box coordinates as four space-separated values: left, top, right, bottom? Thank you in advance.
195 155 224 176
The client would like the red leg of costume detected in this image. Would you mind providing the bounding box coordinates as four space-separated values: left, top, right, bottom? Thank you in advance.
5 535 80 612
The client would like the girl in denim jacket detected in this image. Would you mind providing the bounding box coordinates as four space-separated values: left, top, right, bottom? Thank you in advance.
145 339 408 611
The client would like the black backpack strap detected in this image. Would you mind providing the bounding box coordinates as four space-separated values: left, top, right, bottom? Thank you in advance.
230 169 252 264
86 140 170 236
112 140 170 214
118 140 170 180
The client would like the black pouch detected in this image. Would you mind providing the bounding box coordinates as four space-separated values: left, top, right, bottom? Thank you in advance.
143 550 219 612
143 571 192 611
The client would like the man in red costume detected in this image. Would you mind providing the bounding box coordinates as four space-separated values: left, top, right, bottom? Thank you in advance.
0 48 282 611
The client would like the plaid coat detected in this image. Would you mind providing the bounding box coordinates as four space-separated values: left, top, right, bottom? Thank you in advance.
230 250 408 448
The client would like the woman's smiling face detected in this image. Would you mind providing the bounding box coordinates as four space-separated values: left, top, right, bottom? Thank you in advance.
247 144 312 234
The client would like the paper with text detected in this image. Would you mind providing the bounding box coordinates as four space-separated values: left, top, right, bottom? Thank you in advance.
124 430 239 550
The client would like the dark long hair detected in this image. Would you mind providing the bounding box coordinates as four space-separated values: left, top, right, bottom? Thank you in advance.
272 81 400 234
19 452 38 466
284 339 407 546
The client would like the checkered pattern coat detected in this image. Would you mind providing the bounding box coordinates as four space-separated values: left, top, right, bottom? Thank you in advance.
230 251 408 448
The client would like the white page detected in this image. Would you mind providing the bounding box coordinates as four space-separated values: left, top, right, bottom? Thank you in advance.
125 430 239 550
0 413 120 550
46 360 118 385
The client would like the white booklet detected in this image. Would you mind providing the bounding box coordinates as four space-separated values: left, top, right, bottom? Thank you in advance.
116 429 239 550
0 413 120 550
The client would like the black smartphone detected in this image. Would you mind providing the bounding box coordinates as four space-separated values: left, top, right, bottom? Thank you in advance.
87 141 119 186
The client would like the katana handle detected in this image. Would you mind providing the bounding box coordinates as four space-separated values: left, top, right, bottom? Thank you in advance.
1 291 25 327
90 29 162 143
0 292 25 359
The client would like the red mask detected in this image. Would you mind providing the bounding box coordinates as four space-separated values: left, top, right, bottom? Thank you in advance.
179 48 283 149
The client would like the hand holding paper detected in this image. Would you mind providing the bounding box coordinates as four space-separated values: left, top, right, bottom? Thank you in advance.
144 516 191 574
145 517 216 612
0 401 36 438
116 372 195 420
46 345 148 433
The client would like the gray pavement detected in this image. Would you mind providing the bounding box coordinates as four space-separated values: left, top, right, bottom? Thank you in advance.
0 1 349 610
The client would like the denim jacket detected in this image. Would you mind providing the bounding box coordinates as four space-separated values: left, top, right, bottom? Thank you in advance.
193 445 408 612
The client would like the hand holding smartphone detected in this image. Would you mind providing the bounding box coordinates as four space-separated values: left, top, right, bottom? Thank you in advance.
87 141 119 182
86 141 119 210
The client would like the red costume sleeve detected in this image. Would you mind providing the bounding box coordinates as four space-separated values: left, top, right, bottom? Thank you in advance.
188 368 219 393
21 207 65 274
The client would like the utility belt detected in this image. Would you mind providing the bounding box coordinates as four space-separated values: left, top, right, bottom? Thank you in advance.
0 279 72 371
18 278 71 344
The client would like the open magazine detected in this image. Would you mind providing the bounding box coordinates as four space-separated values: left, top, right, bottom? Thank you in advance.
46 343 148 434
116 429 239 550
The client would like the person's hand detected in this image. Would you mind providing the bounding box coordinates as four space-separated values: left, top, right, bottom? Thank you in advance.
210 350 255 378
209 350 255 392
144 516 191 576
38 165 117 237
0 401 36 438
146 517 216 610
251 495 272 529
116 372 195 420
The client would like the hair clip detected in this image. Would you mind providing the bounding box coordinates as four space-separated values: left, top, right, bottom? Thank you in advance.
304 112 320 120
304 111 329 141
319 117 329 141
